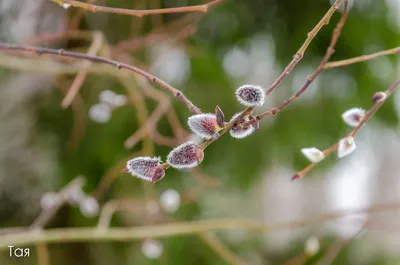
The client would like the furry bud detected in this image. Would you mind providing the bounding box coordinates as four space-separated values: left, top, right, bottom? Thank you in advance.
188 113 219 139
215 106 225 128
341 108 365 127
167 141 204 169
229 113 255 139
125 157 165 183
338 136 356 158
372 91 387 103
301 147 325 163
235 84 265 107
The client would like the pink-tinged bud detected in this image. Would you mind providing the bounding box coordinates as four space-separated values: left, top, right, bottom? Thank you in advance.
372 91 387 103
338 136 356 158
291 173 302 181
215 106 225 128
188 113 219 139
229 113 255 139
167 141 204 169
341 108 365 127
125 157 165 183
235 84 265 107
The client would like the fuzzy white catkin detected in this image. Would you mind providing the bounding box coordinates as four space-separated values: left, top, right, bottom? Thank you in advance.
89 103 112 123
338 136 357 158
166 141 204 169
142 239 163 260
301 147 325 163
159 189 181 213
187 113 219 139
235 85 265 107
341 108 365 127
40 192 58 210
229 113 254 139
79 196 100 217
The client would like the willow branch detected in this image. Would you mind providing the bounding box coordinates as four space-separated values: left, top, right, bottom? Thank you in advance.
294 79 400 179
266 0 343 95
324 46 400 69
241 0 349 128
49 0 224 18
0 42 201 114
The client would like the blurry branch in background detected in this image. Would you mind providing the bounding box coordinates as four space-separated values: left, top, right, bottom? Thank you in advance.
316 223 366 265
265 0 344 95
49 0 224 17
60 31 103 108
0 43 202 114
30 177 86 230
96 199 139 231
294 79 400 180
1 201 399 249
324 46 400 69
114 14 199 53
199 232 249 265
92 152 141 200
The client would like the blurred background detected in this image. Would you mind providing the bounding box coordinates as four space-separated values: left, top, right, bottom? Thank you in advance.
0 0 400 264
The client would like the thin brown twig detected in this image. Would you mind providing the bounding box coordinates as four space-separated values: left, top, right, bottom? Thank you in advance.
294 79 400 180
241 0 349 128
0 42 201 114
49 0 224 18
324 46 400 69
265 0 343 95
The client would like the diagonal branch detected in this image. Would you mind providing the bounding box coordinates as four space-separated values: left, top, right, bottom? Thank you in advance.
324 46 400 69
265 0 343 95
294 79 400 180
241 0 349 128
